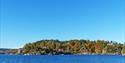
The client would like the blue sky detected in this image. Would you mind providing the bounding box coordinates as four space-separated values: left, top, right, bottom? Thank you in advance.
0 0 125 48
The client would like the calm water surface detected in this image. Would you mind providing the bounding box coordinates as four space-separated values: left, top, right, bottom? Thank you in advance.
0 55 124 63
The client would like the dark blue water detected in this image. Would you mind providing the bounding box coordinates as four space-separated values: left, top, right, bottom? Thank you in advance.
0 55 124 63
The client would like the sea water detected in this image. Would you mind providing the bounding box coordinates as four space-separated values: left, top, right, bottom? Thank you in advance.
0 55 124 63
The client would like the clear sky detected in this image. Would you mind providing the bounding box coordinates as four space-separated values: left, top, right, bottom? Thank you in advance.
0 0 125 48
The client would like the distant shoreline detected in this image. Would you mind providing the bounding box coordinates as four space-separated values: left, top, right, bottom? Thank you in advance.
0 54 125 57
1 39 125 56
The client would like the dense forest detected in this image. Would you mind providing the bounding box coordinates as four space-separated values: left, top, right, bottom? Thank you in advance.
23 39 125 55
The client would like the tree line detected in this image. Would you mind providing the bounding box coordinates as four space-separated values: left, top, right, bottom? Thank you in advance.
23 39 125 55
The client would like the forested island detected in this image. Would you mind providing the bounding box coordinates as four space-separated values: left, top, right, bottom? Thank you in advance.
22 39 125 55
1 39 125 56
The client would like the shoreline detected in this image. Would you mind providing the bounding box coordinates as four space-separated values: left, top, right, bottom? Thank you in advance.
0 54 125 56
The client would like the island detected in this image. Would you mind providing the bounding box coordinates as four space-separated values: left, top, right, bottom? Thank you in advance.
0 39 125 56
